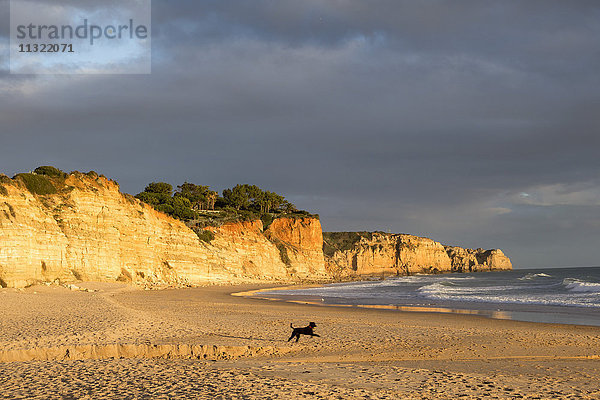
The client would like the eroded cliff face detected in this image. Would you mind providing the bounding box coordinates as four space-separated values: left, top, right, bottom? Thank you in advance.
323 232 512 280
444 246 512 273
264 217 326 279
0 171 511 288
0 173 327 288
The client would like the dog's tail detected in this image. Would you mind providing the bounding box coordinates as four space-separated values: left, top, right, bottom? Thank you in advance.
290 322 294 329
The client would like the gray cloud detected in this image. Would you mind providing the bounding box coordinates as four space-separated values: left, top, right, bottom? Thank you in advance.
1 0 599 268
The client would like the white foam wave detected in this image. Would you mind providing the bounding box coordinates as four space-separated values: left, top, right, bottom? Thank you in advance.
420 292 600 308
518 272 553 281
325 279 405 290
300 275 477 292
408 275 475 281
417 282 514 295
563 278 600 293
418 284 600 307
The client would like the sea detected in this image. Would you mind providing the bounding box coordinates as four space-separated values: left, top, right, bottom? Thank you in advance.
254 267 600 327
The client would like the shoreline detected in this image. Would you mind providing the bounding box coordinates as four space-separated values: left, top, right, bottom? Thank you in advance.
2 282 600 398
232 282 600 329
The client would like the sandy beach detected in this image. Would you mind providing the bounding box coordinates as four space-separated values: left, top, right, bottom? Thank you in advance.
1 283 600 399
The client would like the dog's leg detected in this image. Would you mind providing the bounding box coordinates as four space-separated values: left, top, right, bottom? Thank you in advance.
288 333 296 342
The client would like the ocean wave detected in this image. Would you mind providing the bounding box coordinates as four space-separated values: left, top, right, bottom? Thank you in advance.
419 292 600 308
417 282 515 295
417 283 600 307
325 279 406 290
301 275 477 292
401 275 475 281
563 278 600 293
258 270 600 310
518 272 553 281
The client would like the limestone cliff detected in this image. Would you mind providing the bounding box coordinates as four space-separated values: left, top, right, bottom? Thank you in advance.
323 232 512 280
0 172 327 288
444 246 512 273
264 217 325 279
0 171 512 288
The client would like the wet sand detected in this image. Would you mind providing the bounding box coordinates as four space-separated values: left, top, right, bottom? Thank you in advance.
1 282 600 399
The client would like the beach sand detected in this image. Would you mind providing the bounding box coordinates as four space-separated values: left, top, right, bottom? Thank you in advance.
1 283 600 399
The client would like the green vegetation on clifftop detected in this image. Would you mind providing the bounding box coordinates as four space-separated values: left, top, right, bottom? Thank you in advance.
13 173 58 195
323 232 376 257
3 166 318 241
135 182 317 237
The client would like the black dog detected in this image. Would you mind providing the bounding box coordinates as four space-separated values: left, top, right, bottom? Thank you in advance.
288 322 320 342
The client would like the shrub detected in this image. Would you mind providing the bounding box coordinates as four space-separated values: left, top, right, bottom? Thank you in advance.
275 211 319 220
236 209 259 221
0 175 11 196
172 196 196 221
260 213 274 230
136 181 200 220
195 229 215 243
34 166 67 178
322 232 372 257
136 191 171 206
276 241 292 266
157 203 175 215
144 182 173 195
14 173 57 195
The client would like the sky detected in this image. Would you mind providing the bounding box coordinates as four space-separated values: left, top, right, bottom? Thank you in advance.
1 0 599 269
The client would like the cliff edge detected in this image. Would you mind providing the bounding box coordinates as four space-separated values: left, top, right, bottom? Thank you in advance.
0 172 327 288
0 170 512 288
323 232 512 280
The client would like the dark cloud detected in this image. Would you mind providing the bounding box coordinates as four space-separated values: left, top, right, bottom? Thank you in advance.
1 0 600 268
